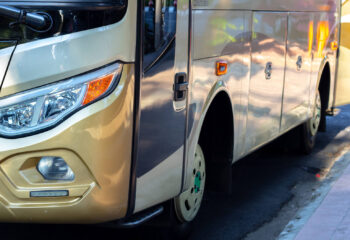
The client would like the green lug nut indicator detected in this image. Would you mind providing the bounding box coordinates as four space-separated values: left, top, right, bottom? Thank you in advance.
194 172 201 193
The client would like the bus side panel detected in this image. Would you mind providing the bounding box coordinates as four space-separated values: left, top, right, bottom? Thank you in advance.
186 10 251 191
245 12 287 152
334 0 350 107
326 1 340 110
281 13 313 132
310 12 333 109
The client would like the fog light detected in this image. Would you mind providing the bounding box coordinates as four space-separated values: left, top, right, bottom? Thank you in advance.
37 157 75 181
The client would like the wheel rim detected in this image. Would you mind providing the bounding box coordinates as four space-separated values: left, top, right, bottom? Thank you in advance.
309 90 321 136
174 145 206 222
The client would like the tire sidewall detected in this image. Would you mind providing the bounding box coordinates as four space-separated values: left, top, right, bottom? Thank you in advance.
301 89 321 154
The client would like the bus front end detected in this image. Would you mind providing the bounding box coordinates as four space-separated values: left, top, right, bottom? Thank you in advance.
0 0 137 223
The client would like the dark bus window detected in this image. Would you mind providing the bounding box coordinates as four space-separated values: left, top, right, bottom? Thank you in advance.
0 0 127 43
0 0 125 3
143 0 177 69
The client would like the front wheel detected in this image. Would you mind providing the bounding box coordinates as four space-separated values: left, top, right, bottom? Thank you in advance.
300 89 322 154
158 144 206 239
174 144 206 222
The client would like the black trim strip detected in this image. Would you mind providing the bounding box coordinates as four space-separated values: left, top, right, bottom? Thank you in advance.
126 0 142 217
180 0 192 193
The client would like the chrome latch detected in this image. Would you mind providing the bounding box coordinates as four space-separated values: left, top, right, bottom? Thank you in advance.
265 62 272 80
296 56 303 71
173 72 188 101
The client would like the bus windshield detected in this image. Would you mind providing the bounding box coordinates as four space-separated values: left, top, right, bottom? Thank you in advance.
0 0 125 4
0 0 127 43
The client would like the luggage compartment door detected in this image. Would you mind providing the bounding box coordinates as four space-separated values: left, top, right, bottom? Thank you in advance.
281 13 313 132
334 0 350 107
245 12 287 152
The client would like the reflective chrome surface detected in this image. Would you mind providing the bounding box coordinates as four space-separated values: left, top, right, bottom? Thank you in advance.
281 13 313 133
188 9 251 184
245 12 287 152
170 0 340 200
184 1 339 186
192 0 337 12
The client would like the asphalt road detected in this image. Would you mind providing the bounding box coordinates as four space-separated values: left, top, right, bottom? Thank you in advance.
1 105 350 240
192 104 350 240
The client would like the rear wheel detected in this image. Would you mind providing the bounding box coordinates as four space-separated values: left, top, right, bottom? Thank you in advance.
300 89 321 154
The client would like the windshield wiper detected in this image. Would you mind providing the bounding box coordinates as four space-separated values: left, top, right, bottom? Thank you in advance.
0 5 52 32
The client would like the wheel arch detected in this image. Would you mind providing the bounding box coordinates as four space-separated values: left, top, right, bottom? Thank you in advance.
195 85 234 193
316 60 331 131
316 60 331 109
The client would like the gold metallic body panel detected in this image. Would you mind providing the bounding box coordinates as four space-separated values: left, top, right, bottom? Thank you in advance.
0 65 134 223
1 1 137 98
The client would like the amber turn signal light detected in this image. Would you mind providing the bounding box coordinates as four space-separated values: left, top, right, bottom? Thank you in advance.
82 73 114 105
216 61 228 76
331 41 339 51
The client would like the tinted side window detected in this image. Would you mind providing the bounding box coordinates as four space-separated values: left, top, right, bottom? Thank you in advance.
143 0 177 69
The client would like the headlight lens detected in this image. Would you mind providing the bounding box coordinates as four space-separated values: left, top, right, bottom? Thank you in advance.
39 87 83 124
0 100 36 130
0 63 122 137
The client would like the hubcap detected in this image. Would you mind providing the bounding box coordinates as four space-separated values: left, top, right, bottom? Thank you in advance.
174 145 206 222
309 90 321 136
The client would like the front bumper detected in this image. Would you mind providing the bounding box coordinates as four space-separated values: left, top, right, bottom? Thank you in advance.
0 64 134 224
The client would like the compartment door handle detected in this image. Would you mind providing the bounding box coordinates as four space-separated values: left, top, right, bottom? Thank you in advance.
173 72 188 101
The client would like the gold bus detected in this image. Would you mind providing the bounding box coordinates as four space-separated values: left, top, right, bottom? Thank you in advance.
0 0 348 229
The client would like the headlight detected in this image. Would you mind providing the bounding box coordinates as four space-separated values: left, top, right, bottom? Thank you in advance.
0 63 122 137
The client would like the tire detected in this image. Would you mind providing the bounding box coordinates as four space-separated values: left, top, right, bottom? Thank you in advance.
300 89 322 154
163 144 206 239
318 88 327 132
148 144 206 239
174 144 206 222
